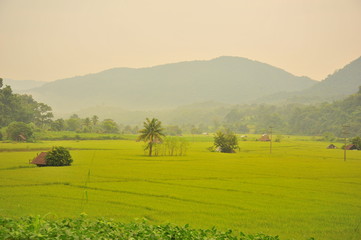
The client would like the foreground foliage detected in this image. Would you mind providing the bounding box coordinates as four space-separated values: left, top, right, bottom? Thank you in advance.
0 215 294 240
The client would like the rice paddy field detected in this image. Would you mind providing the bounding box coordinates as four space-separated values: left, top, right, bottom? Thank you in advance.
0 135 360 240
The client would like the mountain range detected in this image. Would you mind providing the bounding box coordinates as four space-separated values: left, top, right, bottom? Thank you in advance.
21 56 317 113
255 56 361 104
3 79 45 91
6 55 361 116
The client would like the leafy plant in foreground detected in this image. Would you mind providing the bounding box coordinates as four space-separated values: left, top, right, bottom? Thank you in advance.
0 215 313 240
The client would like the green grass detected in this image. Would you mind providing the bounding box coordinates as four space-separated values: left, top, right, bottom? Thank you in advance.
0 136 360 240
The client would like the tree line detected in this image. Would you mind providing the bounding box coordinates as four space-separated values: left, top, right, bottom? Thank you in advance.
1 77 361 142
222 86 361 137
0 78 53 128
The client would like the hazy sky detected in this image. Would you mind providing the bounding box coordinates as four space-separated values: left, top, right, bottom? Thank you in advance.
1 0 361 82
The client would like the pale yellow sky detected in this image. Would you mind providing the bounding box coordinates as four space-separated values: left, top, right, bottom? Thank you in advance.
1 0 360 82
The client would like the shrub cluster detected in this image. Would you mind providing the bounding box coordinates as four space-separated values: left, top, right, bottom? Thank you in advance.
153 137 189 156
213 130 239 153
0 216 293 240
46 146 73 166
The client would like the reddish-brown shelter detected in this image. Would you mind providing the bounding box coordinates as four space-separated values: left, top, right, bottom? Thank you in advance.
31 152 48 166
327 144 337 149
259 134 271 141
18 134 27 142
345 144 357 150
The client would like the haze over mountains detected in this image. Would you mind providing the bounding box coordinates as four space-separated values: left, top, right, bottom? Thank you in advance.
3 79 45 91
22 56 316 113
7 56 361 118
256 56 361 103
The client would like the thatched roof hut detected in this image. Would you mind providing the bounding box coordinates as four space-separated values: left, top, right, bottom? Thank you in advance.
18 134 26 142
345 144 357 150
31 152 48 166
259 134 270 141
327 144 337 149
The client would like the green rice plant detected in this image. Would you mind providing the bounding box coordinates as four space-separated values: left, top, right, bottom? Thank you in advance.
0 136 360 240
0 215 285 240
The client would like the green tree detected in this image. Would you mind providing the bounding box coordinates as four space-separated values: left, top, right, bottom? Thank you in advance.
46 146 73 166
82 117 92 132
50 118 65 131
0 81 53 128
213 129 239 153
122 125 133 134
0 84 16 126
34 102 54 128
92 115 99 126
164 125 182 136
6 121 33 141
101 119 119 133
66 118 81 131
137 118 165 156
351 136 361 150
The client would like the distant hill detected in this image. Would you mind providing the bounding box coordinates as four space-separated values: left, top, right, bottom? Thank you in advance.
25 56 316 113
3 78 45 92
302 56 361 97
255 56 361 103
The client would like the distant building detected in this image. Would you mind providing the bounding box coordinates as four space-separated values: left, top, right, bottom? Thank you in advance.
327 144 337 149
259 134 270 141
345 144 357 150
30 152 48 166
18 134 26 142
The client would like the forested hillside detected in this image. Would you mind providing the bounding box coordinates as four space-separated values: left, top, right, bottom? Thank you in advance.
223 86 361 136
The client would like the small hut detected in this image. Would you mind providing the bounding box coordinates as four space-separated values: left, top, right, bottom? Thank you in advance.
345 144 357 150
31 152 48 166
259 134 270 141
18 134 27 142
327 144 337 149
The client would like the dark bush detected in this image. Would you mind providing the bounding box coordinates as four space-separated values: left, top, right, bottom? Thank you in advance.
213 129 239 153
46 146 73 166
351 136 361 150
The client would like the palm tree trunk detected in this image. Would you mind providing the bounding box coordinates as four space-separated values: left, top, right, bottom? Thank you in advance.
149 143 153 156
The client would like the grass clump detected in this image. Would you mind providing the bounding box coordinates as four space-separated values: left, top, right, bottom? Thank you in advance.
0 215 289 240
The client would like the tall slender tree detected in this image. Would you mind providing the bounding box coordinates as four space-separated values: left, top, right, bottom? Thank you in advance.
138 118 165 156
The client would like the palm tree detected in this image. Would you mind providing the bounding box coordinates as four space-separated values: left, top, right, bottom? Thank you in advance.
137 118 165 156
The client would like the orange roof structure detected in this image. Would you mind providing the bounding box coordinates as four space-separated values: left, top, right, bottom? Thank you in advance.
31 152 48 166
19 134 26 141
259 134 271 141
345 144 357 150
327 144 337 149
